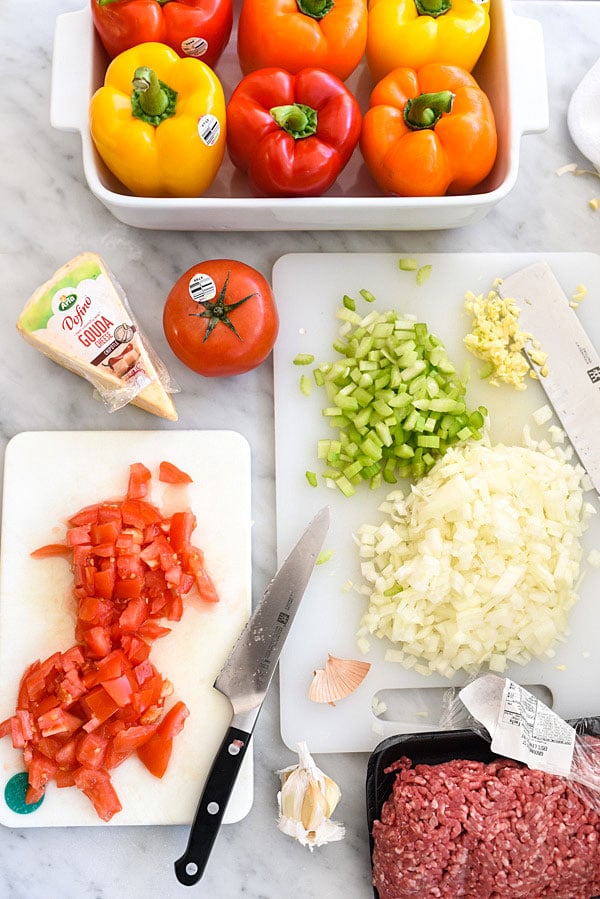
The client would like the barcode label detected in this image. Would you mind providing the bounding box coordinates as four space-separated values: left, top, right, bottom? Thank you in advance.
198 114 221 147
181 37 208 58
189 273 216 304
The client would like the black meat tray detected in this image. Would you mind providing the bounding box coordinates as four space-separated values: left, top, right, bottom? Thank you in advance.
366 719 600 899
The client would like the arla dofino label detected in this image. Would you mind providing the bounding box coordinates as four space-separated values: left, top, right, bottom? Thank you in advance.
181 36 208 58
188 272 217 303
198 114 221 147
23 258 151 391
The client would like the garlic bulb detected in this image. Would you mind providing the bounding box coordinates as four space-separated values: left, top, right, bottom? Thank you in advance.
277 741 345 850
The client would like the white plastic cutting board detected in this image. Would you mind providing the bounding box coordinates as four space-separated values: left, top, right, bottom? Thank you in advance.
0 430 253 827
273 252 600 754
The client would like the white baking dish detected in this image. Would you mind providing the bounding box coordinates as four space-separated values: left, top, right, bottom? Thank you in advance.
50 0 548 231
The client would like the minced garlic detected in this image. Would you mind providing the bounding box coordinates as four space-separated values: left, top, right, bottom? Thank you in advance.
463 287 548 390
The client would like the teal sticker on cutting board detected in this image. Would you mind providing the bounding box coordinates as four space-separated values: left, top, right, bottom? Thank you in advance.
4 772 44 814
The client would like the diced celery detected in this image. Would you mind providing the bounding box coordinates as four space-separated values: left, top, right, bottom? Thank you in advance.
300 374 311 396
305 471 318 487
343 294 356 311
310 297 484 491
360 288 377 303
294 353 315 365
416 265 432 285
398 257 418 271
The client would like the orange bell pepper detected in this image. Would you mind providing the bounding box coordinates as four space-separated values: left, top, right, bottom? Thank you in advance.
360 64 497 197
237 0 367 82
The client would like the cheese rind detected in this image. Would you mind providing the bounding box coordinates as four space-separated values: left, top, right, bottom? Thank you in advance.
17 253 178 421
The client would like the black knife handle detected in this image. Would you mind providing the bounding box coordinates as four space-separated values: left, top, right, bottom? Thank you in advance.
174 725 252 886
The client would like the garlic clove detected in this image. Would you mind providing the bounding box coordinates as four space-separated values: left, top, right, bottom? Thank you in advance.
308 654 371 705
276 741 345 851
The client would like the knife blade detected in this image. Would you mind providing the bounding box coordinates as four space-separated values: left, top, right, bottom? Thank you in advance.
174 506 330 886
498 261 600 493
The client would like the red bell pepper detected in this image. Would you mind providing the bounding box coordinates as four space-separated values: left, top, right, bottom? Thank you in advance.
226 67 362 198
91 0 233 69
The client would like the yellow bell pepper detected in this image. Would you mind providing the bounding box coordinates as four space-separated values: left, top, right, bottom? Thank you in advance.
89 42 226 198
366 0 490 82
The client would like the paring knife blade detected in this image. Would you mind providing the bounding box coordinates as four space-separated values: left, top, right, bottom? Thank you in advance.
498 261 600 492
174 506 330 886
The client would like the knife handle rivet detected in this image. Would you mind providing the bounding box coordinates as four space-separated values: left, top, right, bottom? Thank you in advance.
228 739 244 755
207 801 220 815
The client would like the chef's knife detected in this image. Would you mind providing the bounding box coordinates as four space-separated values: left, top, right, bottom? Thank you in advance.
498 261 600 493
174 506 330 886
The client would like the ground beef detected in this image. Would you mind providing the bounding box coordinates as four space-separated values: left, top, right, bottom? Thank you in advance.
372 756 600 899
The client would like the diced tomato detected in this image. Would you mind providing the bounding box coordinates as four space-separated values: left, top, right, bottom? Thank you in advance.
164 594 184 621
157 701 190 739
73 767 122 821
57 667 88 705
24 664 49 703
121 499 162 528
37 707 83 737
97 504 122 524
68 504 101 526
4 462 213 821
81 686 119 726
83 626 113 659
78 596 114 627
168 511 196 553
30 543 71 559
137 621 171 641
113 577 143 601
133 660 155 685
101 675 133 708
112 723 158 753
90 520 121 546
93 542 116 558
83 653 123 688
120 634 151 665
55 769 77 787
67 525 92 546
127 462 152 500
183 549 220 603
119 598 147 632
137 734 173 778
16 709 34 741
159 461 193 484
61 645 86 671
55 736 81 769
76 732 108 769
116 553 142 579
94 567 116 600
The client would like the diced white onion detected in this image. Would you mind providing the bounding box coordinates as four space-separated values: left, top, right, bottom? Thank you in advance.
356 442 593 677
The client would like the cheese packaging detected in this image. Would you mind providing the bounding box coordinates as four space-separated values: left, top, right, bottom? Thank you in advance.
17 253 178 421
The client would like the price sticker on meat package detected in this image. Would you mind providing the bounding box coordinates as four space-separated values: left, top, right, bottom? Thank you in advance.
460 675 576 777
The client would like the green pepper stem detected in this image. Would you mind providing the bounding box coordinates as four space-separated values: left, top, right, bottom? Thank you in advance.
414 0 452 16
270 104 318 139
296 0 334 19
133 67 169 117
404 91 454 130
131 67 178 126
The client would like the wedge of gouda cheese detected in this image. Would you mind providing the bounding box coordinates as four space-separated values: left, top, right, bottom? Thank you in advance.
17 253 177 421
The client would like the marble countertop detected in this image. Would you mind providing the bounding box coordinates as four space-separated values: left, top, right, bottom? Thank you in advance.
1 1 600 897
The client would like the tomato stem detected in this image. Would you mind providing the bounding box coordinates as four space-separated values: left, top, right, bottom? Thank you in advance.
131 67 178 126
270 103 317 139
404 90 454 130
189 272 256 342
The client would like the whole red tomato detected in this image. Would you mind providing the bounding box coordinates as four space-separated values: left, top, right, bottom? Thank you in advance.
163 260 279 377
